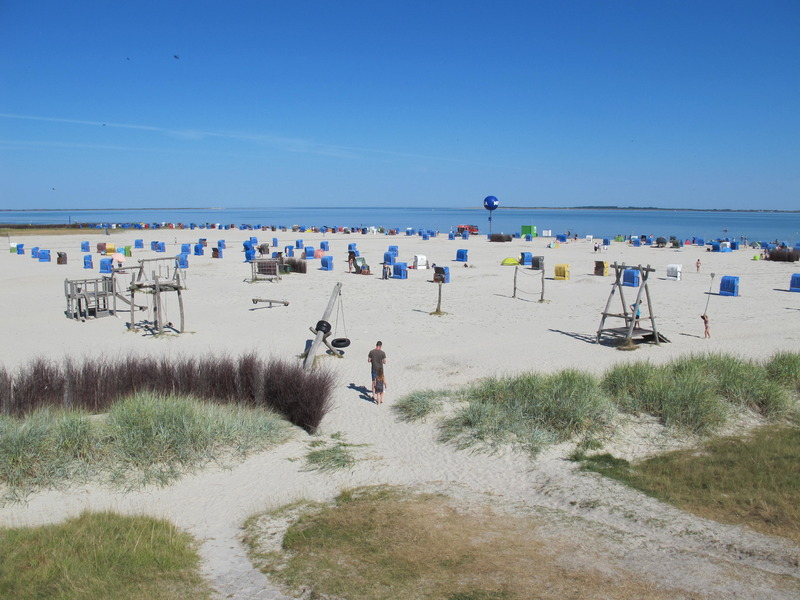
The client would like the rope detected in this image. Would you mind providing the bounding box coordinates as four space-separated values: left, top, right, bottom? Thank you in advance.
333 291 348 338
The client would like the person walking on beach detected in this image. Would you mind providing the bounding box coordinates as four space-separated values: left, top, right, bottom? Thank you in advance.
374 368 387 404
701 313 710 338
368 341 386 397
696 259 701 273
348 250 356 273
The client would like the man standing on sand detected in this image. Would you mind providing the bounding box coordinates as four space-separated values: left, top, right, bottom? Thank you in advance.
368 341 386 398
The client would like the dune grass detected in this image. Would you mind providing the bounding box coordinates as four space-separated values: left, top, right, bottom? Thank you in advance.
438 369 613 455
577 426 800 544
0 392 292 501
392 388 451 422
0 353 335 433
397 352 799 456
302 432 365 473
0 511 212 600
244 486 684 600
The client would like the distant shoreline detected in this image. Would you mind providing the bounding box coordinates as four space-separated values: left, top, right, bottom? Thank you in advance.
2 206 799 214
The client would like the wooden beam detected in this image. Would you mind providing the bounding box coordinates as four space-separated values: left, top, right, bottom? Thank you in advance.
303 282 342 371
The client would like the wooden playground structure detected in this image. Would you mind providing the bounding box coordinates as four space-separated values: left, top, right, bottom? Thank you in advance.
128 257 187 334
63 256 187 334
596 262 669 346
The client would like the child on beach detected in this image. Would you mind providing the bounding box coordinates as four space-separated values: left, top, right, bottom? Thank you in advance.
374 370 386 404
701 313 710 338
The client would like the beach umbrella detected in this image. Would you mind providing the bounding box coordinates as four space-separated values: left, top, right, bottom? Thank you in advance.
112 252 126 264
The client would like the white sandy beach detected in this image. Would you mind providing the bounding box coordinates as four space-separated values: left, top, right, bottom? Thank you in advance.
1 228 799 598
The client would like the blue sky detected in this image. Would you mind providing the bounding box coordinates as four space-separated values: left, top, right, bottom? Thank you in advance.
1 1 798 210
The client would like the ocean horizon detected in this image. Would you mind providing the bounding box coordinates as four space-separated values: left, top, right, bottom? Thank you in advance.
3 207 800 244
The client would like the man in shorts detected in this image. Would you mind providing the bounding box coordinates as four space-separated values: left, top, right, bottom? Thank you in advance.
368 341 387 397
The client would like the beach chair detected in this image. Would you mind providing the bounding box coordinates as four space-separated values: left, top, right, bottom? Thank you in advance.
531 256 544 270
388 245 399 256
97 242 107 254
719 276 739 297
31 247 40 259
283 245 294 258
556 234 567 243
666 264 682 280
554 264 569 280
392 262 408 279
16 244 24 255
594 261 608 276
57 252 67 265
321 256 334 271
448 232 455 240
414 254 428 269
790 274 800 292
320 241 329 251
456 249 468 262
156 242 166 253
305 246 315 259
295 239 304 249
245 248 256 262
434 266 450 283
631 238 641 247
83 255 93 269
353 257 370 274
181 243 191 254
520 252 533 266
383 252 396 265
622 269 640 287
38 250 51 262
134 239 144 249
212 247 223 259
81 241 90 252
99 258 113 273
193 244 204 256
105 243 116 255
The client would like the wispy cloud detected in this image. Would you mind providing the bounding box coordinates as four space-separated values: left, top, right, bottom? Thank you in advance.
0 112 516 168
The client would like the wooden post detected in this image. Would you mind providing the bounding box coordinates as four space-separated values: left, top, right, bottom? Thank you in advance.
153 276 162 333
512 265 518 299
539 264 545 303
303 282 342 370
176 271 185 333
430 281 446 315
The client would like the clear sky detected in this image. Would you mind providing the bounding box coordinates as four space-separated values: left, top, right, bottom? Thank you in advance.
1 1 798 210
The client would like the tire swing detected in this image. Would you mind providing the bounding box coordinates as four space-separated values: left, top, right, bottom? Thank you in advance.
330 292 350 349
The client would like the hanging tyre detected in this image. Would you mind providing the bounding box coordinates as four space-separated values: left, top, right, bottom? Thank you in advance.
331 338 350 348
315 320 331 334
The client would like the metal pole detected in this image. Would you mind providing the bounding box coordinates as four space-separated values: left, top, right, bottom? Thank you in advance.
704 272 716 314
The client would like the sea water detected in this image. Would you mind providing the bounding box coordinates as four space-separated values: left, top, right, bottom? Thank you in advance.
2 207 799 244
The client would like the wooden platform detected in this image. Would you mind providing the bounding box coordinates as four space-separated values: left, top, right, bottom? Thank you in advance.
597 326 670 344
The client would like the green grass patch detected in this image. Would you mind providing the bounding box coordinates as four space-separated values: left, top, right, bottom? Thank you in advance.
577 426 800 544
440 369 613 455
765 351 800 393
392 388 451 421
0 511 212 600
0 392 292 501
302 432 365 472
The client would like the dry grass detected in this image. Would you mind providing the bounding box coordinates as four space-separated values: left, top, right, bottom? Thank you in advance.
244 486 690 600
577 425 800 544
